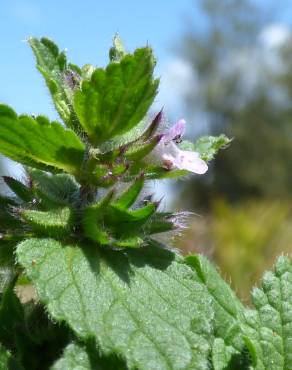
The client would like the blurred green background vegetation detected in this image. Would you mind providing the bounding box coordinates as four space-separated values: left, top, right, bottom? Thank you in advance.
174 0 292 302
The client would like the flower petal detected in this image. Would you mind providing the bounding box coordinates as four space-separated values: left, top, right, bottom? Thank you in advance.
162 119 186 143
162 148 208 174
176 150 208 174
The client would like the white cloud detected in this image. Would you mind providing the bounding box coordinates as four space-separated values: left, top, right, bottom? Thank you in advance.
161 59 196 95
154 58 197 120
259 23 291 49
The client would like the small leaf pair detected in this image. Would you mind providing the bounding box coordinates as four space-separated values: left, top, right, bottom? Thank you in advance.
82 175 156 248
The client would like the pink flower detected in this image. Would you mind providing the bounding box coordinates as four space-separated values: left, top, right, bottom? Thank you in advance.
162 145 208 174
155 119 208 175
161 119 186 144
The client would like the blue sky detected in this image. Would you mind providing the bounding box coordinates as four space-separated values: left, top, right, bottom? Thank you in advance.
1 0 292 120
0 0 199 119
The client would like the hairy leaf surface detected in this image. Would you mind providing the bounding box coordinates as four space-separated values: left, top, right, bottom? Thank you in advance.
17 239 214 370
28 37 79 128
0 105 85 175
184 135 231 162
52 342 127 370
211 338 237 370
21 207 74 237
74 48 159 144
185 255 251 369
52 343 93 370
29 170 79 206
242 256 292 370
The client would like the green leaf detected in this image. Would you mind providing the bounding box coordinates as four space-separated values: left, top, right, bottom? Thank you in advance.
113 175 144 209
35 114 51 126
21 207 74 237
143 212 175 235
192 135 231 162
0 104 16 120
185 255 246 352
52 343 93 370
52 342 127 370
99 116 149 153
212 338 237 370
109 34 126 62
73 48 159 144
83 187 151 248
82 191 115 245
107 203 157 234
0 105 85 175
185 255 254 369
17 238 215 370
241 256 292 370
69 63 82 76
178 140 195 151
125 135 162 161
83 187 148 248
141 165 188 180
29 170 79 206
0 343 23 370
28 37 79 128
114 235 144 248
3 177 32 203
81 64 95 80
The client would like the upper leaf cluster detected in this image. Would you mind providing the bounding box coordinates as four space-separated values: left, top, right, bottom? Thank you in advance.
0 36 238 370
